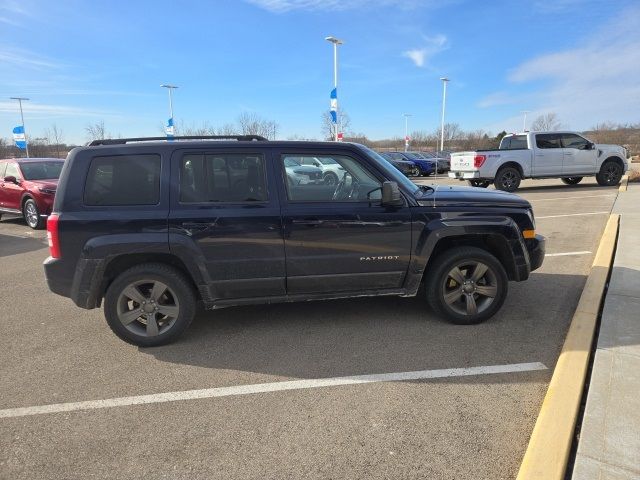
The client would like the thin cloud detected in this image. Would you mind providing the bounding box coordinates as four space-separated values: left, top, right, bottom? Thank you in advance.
0 48 62 70
402 34 448 68
245 0 440 13
481 6 640 130
0 101 115 118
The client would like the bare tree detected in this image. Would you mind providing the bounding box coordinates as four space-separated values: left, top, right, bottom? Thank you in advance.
237 112 279 140
85 121 110 142
321 108 351 140
531 113 561 131
44 124 65 158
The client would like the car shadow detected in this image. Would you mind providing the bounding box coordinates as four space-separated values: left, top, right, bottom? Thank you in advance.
144 271 591 384
0 232 47 257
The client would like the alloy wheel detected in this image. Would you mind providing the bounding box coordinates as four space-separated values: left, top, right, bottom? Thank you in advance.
116 280 180 337
441 261 498 316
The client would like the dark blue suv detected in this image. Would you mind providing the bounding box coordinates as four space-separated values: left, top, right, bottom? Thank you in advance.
44 136 544 346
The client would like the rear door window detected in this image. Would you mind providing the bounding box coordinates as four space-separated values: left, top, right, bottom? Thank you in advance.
0 162 6 178
84 154 161 206
535 134 562 149
179 153 267 203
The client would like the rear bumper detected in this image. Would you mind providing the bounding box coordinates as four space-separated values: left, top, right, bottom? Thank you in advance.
449 171 479 179
44 256 103 309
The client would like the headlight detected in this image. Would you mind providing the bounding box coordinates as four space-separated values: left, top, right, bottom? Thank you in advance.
38 187 56 195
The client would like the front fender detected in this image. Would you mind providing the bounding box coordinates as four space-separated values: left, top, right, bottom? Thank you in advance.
404 214 530 295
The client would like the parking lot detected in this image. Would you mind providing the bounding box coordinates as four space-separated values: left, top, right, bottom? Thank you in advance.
0 177 619 480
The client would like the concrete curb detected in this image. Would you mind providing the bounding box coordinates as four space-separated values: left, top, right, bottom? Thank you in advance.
619 175 629 192
516 214 620 480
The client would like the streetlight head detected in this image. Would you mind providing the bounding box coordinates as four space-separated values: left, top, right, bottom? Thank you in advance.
160 84 178 89
10 97 30 101
325 36 344 45
440 77 449 82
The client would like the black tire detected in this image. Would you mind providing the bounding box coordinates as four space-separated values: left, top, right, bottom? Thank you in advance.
425 246 508 325
596 161 623 186
561 177 583 185
494 167 521 192
468 180 491 188
104 263 196 347
323 172 339 186
23 198 44 229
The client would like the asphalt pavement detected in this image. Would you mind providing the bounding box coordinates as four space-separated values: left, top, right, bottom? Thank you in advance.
0 177 620 480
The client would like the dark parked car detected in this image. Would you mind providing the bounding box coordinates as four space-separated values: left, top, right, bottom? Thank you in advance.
0 157 64 229
379 152 420 177
44 136 545 346
384 151 435 176
419 151 451 173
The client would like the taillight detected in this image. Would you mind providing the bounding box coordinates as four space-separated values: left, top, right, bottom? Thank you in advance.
474 155 486 168
47 214 61 259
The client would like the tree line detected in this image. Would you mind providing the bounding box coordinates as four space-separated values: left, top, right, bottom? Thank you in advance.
2 113 638 159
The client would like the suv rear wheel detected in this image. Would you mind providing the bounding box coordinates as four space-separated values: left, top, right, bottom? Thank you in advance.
425 247 508 325
23 198 44 229
494 167 521 192
104 263 196 347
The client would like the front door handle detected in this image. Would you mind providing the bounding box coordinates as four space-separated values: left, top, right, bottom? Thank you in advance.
292 218 324 227
182 222 213 231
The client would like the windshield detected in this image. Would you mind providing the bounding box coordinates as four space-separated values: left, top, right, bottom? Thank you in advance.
19 161 64 180
358 145 419 194
317 157 339 165
284 158 300 167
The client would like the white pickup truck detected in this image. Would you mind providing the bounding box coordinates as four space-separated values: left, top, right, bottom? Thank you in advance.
449 131 628 192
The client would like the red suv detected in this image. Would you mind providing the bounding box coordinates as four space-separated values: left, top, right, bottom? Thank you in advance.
0 158 64 229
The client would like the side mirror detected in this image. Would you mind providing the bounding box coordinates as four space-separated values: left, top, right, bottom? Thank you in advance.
381 181 403 207
586 142 595 150
3 175 18 184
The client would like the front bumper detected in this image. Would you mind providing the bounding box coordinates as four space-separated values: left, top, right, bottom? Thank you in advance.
527 234 546 272
449 171 479 179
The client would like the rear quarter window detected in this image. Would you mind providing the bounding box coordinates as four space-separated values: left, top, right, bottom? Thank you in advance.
84 154 161 206
499 135 527 149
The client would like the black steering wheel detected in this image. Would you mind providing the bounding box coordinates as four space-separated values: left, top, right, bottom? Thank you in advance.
332 175 359 201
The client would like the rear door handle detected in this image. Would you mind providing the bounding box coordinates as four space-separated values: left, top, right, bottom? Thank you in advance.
564 152 574 155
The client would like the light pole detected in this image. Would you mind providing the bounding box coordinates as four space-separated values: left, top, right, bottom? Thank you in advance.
160 84 178 136
403 113 412 152
10 97 30 157
521 110 530 131
325 36 343 141
439 77 449 152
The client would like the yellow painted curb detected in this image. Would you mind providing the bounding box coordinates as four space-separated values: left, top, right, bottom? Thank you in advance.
619 175 628 192
516 214 619 480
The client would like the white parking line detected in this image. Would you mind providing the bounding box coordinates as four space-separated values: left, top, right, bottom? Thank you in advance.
537 211 610 219
0 362 547 419
531 194 616 202
546 251 591 257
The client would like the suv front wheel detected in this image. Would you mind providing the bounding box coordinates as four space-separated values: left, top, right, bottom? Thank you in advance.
425 247 508 325
104 263 196 347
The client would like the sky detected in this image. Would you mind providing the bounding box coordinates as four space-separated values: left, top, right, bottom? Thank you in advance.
1 0 639 145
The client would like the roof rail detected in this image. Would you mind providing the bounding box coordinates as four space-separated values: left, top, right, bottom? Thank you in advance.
88 135 269 146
